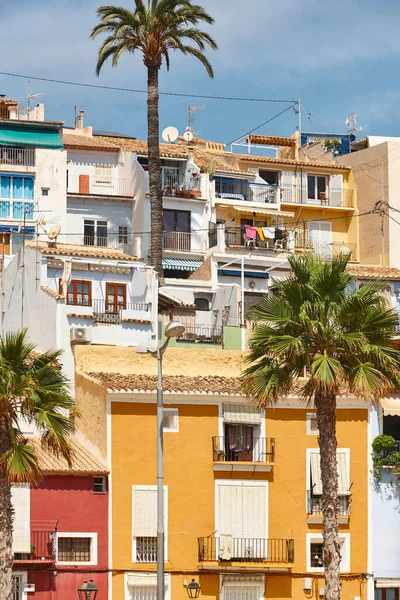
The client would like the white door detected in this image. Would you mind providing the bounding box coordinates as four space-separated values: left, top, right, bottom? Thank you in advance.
309 221 332 257
217 482 267 560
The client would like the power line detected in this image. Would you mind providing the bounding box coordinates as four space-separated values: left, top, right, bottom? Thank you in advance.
227 104 297 146
0 71 297 104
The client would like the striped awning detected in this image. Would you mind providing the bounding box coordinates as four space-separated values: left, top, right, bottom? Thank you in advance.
381 398 400 417
223 404 262 425
162 257 203 271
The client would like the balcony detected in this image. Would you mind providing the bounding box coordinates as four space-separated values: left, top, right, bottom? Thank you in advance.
67 298 151 324
215 177 279 205
212 436 275 472
198 536 294 566
176 325 223 345
0 200 34 220
14 529 56 565
67 174 135 198
163 231 191 252
281 185 353 208
55 233 135 256
307 492 351 524
0 147 35 167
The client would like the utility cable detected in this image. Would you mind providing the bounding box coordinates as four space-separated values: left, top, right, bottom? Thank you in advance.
227 104 297 146
0 71 297 104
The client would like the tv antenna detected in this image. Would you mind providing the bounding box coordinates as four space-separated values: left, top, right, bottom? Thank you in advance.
186 104 206 142
345 114 365 153
162 126 179 143
27 81 45 112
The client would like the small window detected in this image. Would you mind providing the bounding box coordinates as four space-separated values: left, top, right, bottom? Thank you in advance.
118 225 128 245
306 413 319 435
310 543 324 568
58 537 91 562
307 534 349 572
194 297 209 311
163 409 178 432
41 187 49 196
93 476 106 494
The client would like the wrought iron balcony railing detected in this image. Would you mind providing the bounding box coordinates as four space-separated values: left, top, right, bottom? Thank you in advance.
198 536 294 564
14 530 56 562
212 436 275 463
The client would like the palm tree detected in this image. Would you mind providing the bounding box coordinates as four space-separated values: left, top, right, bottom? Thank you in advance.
243 254 400 600
91 0 217 278
0 331 76 600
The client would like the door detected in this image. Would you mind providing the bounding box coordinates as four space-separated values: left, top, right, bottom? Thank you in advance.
163 210 191 250
106 283 127 312
217 482 267 560
309 221 332 257
0 233 10 255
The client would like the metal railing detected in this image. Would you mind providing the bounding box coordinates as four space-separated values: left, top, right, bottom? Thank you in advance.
281 186 353 208
198 536 294 564
67 173 135 197
215 178 279 204
224 227 284 251
307 492 351 516
0 146 35 167
54 233 134 256
163 231 191 252
14 530 56 562
176 325 223 345
136 537 157 563
93 299 122 324
212 436 275 463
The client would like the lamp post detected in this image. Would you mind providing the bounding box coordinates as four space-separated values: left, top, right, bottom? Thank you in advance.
77 580 98 600
137 320 185 600
187 579 201 598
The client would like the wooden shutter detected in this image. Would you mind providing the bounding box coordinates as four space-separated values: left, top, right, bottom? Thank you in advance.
218 482 267 538
296 171 307 204
132 487 167 537
11 483 30 553
310 450 350 495
242 484 266 539
329 174 343 206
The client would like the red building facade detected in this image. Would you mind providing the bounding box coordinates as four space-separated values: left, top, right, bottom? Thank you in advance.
12 438 108 600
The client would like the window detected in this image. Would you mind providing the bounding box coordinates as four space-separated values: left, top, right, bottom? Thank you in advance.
41 187 49 196
194 297 209 311
375 589 400 600
259 170 279 185
383 415 400 441
222 404 262 462
306 533 350 572
60 280 92 306
127 573 171 600
0 175 34 220
58 537 91 561
307 175 327 201
306 413 319 435
84 219 108 247
216 481 268 560
163 409 178 432
12 576 22 600
118 225 128 245
222 576 264 600
132 486 168 562
163 210 191 233
94 477 106 494
307 449 350 517
106 282 126 311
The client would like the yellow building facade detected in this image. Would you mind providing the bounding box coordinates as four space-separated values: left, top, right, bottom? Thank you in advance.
75 348 369 600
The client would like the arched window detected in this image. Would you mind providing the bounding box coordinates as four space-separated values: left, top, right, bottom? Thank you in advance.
194 297 209 311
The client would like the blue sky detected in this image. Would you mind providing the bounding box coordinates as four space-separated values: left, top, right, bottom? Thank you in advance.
2 0 400 145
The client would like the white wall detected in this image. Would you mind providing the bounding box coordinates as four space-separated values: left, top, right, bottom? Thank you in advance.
35 148 68 232
66 197 133 244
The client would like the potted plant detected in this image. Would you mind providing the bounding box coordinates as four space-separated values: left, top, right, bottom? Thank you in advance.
204 160 216 180
216 449 226 462
30 545 36 558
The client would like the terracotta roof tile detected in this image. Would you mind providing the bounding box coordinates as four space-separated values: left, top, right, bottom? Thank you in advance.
247 134 296 147
63 133 120 151
28 436 108 475
121 318 153 324
235 153 350 171
26 240 140 261
94 135 189 159
348 264 400 280
41 285 64 301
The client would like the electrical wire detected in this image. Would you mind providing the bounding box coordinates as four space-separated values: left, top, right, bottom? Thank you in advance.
226 104 297 146
0 71 297 104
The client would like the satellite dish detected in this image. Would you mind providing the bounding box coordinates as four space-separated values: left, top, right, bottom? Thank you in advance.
183 130 194 142
162 126 179 143
47 224 61 241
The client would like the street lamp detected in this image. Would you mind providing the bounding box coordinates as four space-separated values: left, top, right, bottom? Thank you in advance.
77 580 98 600
187 579 201 599
136 319 185 600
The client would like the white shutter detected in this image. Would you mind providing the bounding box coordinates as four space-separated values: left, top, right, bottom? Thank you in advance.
224 585 261 600
242 485 266 538
223 404 262 425
310 450 350 495
11 483 30 553
329 174 343 207
281 171 293 203
218 484 244 538
132 487 167 537
309 222 332 257
296 171 307 204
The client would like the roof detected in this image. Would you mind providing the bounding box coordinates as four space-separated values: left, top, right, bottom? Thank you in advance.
41 285 64 301
63 133 120 151
26 240 140 262
234 152 351 171
28 436 108 475
94 135 189 159
247 134 296 147
159 288 195 310
348 264 400 281
87 372 243 395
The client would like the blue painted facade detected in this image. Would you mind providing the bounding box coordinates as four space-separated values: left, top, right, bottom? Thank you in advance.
301 132 356 156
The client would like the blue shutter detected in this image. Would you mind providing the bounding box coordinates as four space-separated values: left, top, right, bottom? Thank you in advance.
0 201 10 218
13 178 23 199
13 202 23 219
0 177 10 199
23 178 34 200
23 203 34 220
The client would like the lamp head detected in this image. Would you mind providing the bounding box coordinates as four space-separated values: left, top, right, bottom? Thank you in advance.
77 579 98 600
165 320 185 338
187 579 201 599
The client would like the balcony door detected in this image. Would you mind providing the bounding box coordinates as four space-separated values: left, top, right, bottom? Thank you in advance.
84 219 108 247
106 283 126 313
163 210 191 251
217 481 267 560
308 221 332 257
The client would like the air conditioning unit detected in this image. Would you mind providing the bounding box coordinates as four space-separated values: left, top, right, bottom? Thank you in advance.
70 327 91 344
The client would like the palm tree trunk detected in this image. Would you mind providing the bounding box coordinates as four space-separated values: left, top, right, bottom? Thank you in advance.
147 65 164 282
0 421 14 600
315 392 341 600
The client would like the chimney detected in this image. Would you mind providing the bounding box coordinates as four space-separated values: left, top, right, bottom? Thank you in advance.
79 110 84 129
